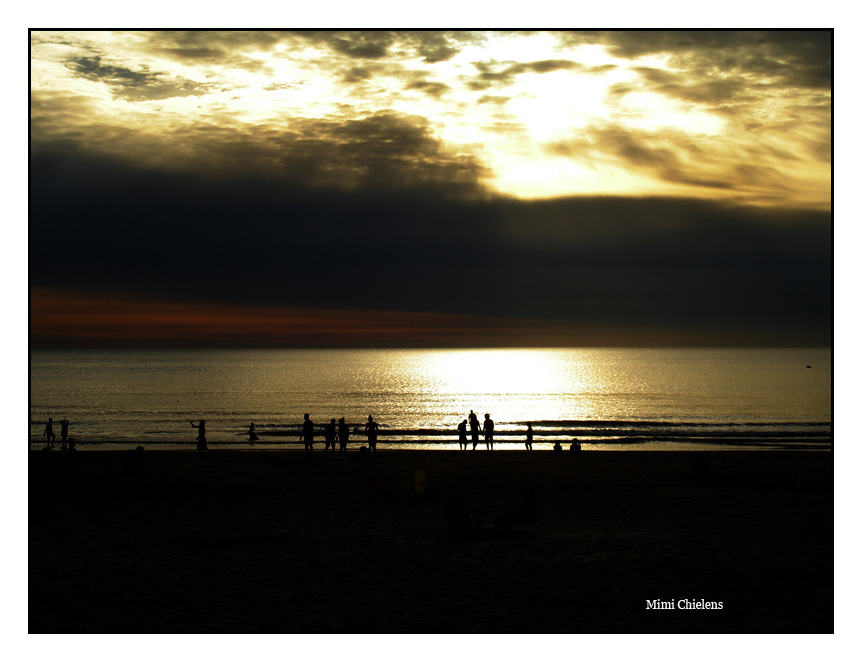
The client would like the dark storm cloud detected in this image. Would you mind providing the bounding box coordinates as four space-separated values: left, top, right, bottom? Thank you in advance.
557 30 832 90
30 97 489 197
30 131 831 345
66 55 212 101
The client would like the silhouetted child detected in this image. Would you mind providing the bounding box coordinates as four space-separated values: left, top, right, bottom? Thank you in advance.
457 419 468 450
325 418 337 452
553 441 563 454
191 420 208 452
570 439 581 453
248 422 259 442
338 417 349 454
483 414 494 450
525 425 533 451
301 413 315 453
365 415 379 454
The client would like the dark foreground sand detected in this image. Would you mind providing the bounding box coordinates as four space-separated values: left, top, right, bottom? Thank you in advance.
29 449 832 634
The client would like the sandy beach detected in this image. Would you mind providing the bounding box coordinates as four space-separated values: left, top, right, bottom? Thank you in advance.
29 448 833 634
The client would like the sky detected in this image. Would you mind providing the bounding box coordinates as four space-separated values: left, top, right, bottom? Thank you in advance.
29 29 832 348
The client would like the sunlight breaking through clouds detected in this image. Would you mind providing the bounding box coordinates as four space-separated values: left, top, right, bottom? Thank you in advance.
31 30 831 206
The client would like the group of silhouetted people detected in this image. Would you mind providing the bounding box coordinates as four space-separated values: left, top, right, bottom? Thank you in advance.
301 413 379 455
553 439 582 454
37 413 582 454
41 417 75 451
457 410 496 450
457 417 582 453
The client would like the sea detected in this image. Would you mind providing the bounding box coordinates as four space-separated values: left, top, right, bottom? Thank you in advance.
29 347 832 451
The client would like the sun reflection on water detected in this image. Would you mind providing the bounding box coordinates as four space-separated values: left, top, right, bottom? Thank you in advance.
405 348 599 426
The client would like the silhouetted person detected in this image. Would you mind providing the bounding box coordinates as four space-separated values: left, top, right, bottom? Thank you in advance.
68 437 76 452
301 413 315 453
494 483 537 532
365 415 379 454
469 410 480 450
483 413 494 450
60 418 70 450
325 418 337 452
338 417 349 454
43 417 55 448
248 422 259 442
457 419 468 450
525 424 533 451
570 439 581 453
191 420 208 452
552 441 563 454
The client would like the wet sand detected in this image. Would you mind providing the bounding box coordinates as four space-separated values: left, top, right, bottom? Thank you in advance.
29 449 833 634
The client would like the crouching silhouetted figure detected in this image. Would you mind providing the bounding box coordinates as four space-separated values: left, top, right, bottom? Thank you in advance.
570 439 581 453
494 484 537 533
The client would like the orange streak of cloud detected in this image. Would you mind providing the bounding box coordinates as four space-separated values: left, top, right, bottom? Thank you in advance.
30 288 593 348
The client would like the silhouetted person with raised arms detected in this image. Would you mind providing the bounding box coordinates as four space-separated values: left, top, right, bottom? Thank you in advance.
338 417 349 455
43 417 55 448
248 422 259 442
469 410 480 451
365 415 379 454
325 418 337 453
60 418 70 450
525 424 533 451
301 413 315 453
483 413 494 450
457 419 468 450
190 420 208 453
